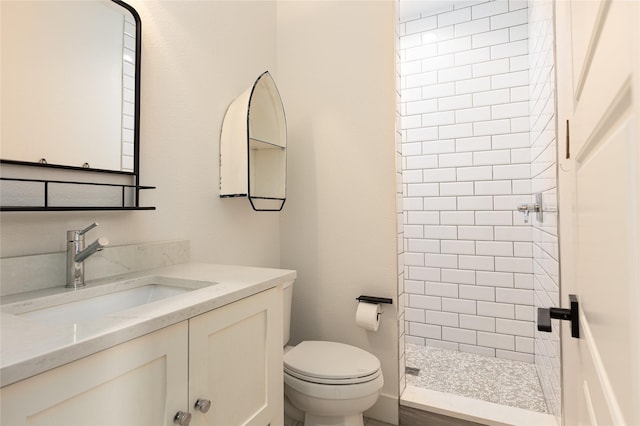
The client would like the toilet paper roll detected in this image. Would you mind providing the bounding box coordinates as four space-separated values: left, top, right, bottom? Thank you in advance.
356 302 381 332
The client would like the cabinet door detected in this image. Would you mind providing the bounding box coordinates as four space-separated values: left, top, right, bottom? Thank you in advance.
1 322 188 426
189 287 283 426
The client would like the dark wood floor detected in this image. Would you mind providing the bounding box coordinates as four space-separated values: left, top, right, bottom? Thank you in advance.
399 405 487 426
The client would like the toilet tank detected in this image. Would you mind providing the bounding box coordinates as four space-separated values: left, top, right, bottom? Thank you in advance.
282 280 294 346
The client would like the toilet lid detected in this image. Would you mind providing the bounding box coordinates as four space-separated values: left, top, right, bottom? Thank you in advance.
283 341 381 383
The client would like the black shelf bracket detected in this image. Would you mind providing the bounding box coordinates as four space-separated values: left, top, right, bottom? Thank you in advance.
537 294 580 338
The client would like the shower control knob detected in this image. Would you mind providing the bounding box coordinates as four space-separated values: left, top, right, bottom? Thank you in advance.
173 410 192 426
194 398 212 413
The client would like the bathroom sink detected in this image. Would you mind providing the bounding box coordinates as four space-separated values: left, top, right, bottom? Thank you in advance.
8 276 215 326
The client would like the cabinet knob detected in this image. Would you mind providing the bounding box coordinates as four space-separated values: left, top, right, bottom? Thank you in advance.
195 398 212 413
173 410 192 426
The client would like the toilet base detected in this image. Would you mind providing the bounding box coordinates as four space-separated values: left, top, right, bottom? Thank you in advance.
284 414 303 426
284 372 383 426
304 412 364 426
285 393 305 425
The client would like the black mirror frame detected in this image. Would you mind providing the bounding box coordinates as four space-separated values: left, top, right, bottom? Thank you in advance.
0 0 155 211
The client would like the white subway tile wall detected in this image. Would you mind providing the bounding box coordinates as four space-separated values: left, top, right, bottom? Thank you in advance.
528 0 560 420
395 1 407 396
399 0 534 362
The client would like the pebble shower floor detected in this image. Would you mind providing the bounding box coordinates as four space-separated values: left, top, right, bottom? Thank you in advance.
405 343 548 413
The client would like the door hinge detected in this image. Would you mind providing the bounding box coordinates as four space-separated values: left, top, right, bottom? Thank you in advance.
566 119 571 159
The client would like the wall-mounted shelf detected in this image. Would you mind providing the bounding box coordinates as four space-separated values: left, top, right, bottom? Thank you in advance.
220 71 286 212
0 176 155 211
1 206 156 212
249 138 285 151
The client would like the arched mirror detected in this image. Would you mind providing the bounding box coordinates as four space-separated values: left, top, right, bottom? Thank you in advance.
0 0 153 211
1 0 140 173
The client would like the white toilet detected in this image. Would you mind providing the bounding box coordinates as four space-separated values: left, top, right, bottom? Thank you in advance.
282 281 384 426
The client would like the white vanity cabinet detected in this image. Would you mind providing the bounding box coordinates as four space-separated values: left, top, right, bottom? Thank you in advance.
189 285 283 425
0 287 283 426
0 322 189 425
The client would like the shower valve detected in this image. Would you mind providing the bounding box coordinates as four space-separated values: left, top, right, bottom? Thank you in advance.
517 203 540 223
517 193 543 223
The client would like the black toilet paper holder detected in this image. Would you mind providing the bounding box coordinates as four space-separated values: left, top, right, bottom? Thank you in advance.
356 295 393 305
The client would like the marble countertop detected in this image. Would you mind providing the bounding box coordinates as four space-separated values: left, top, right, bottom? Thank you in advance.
0 262 296 387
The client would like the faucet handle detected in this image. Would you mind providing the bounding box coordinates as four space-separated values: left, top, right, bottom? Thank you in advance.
67 222 99 242
78 222 99 235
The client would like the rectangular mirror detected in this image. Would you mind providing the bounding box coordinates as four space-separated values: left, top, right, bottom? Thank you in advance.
0 0 140 173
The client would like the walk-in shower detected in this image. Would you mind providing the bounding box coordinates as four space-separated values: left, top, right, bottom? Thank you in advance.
396 1 561 423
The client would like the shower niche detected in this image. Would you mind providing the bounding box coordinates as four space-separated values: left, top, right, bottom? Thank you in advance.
220 71 286 211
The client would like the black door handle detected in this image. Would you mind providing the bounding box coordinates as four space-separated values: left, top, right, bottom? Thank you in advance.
537 294 579 338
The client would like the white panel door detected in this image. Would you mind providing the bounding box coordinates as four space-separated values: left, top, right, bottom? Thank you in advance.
556 1 640 425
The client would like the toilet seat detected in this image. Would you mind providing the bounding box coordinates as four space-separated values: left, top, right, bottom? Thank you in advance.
284 369 384 401
283 341 381 385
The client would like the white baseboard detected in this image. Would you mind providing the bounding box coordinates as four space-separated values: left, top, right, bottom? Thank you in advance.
364 392 398 425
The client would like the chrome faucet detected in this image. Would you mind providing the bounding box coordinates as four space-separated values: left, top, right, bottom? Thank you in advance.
66 223 109 288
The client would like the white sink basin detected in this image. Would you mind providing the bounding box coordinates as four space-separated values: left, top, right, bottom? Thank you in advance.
6 276 216 326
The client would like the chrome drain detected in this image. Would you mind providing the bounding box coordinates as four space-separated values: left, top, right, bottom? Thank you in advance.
405 366 420 376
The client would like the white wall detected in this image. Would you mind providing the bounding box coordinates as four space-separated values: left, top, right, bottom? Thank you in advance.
277 1 399 423
0 1 281 269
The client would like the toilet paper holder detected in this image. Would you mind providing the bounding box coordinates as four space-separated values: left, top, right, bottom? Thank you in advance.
355 295 393 305
355 296 391 324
